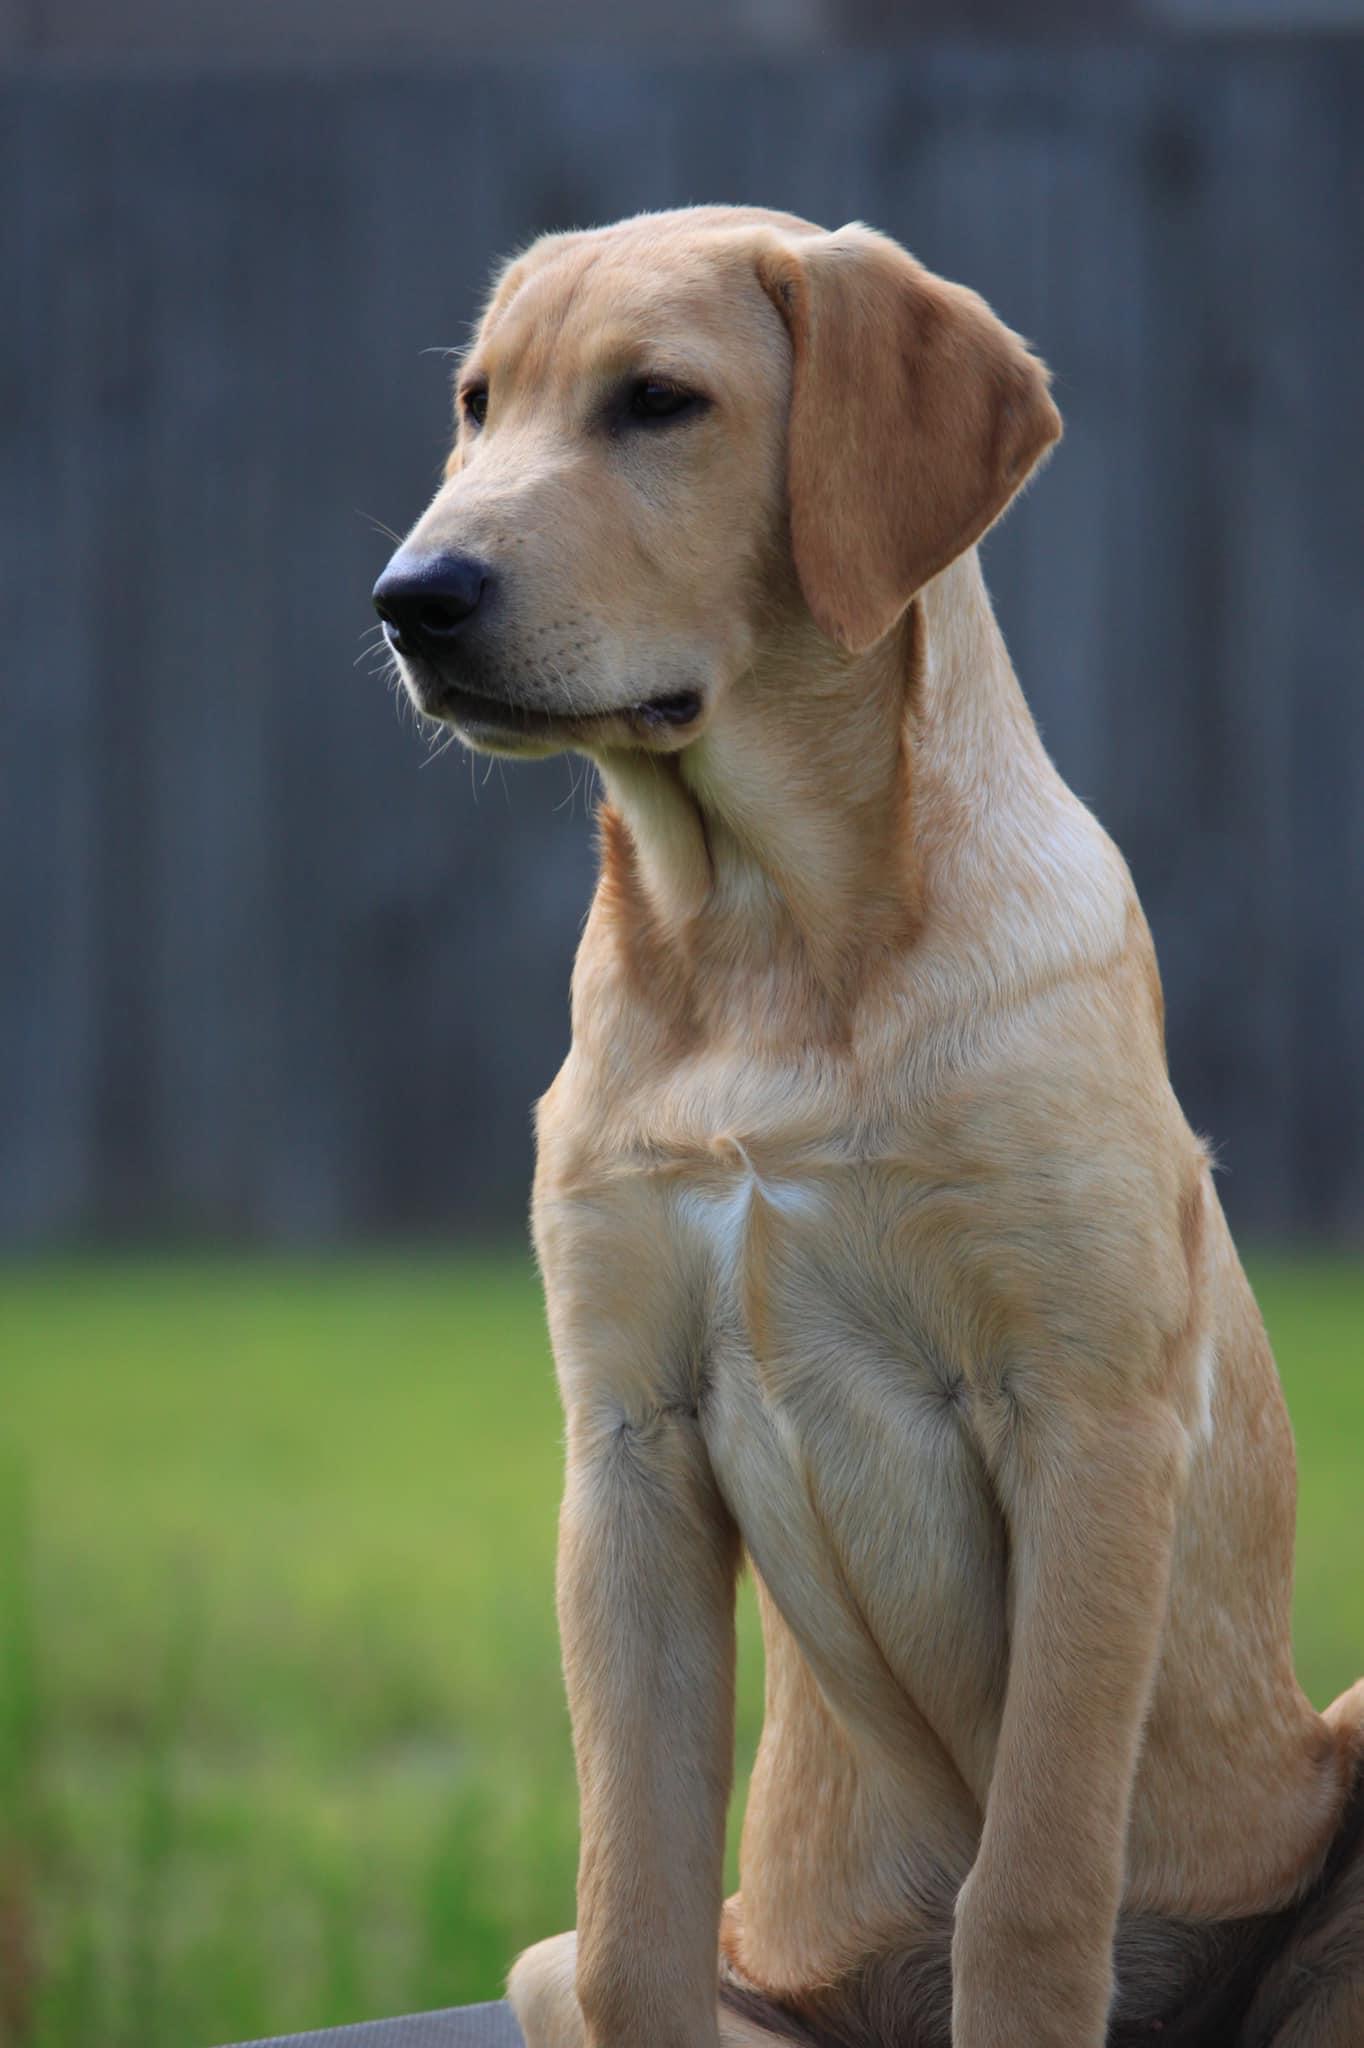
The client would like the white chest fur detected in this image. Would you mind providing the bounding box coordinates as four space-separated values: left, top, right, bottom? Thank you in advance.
673 1139 826 1287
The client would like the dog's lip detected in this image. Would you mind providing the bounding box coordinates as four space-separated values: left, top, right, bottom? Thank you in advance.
423 679 704 739
627 689 705 729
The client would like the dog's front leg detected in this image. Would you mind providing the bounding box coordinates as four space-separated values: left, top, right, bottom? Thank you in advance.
555 1395 740 2048
951 1394 1190 2048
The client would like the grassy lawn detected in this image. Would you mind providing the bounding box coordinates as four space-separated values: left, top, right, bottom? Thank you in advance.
1 1252 1360 2047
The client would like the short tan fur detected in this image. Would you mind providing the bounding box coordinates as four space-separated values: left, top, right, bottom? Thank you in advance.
377 206 1364 2048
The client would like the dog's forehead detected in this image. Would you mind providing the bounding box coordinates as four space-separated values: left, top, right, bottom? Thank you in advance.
475 217 799 391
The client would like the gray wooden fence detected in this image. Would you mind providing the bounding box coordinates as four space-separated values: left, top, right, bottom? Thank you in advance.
2 44 1362 1246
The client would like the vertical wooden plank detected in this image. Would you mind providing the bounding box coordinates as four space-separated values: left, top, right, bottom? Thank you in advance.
1276 48 1364 1238
0 80 100 1241
73 80 169 1237
1163 54 1323 1234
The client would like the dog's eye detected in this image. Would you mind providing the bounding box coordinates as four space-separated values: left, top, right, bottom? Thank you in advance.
462 384 489 428
626 379 704 425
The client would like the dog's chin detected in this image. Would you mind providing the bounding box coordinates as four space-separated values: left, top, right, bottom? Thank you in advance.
400 662 707 759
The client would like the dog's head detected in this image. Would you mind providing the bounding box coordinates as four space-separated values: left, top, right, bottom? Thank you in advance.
374 206 1060 758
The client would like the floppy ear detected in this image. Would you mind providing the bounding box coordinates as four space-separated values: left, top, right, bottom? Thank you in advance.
756 224 1061 654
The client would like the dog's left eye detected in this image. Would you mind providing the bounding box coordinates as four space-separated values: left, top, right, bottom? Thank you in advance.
626 379 705 425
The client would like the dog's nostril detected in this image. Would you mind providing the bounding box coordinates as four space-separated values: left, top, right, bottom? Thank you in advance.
415 598 474 638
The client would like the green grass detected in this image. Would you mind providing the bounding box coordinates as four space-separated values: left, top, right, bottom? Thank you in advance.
1 1252 1360 2046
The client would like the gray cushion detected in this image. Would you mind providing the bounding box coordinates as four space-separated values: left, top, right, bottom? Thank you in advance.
219 2000 525 2047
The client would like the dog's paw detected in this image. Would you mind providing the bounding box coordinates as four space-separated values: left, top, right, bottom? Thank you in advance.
507 1932 586 2048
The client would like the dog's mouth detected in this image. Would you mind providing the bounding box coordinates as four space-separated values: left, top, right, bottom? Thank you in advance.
409 671 705 752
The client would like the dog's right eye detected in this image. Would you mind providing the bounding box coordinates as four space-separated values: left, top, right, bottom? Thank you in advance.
462 385 489 428
625 379 706 425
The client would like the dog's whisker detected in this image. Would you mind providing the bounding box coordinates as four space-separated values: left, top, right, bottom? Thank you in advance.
355 508 405 546
418 725 462 769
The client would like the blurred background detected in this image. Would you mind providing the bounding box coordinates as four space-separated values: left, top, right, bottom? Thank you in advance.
2 4 1362 2045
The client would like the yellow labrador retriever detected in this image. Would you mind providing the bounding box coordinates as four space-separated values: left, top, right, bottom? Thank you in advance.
373 207 1364 2048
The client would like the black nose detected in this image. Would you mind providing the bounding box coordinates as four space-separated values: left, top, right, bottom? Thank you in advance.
372 550 492 653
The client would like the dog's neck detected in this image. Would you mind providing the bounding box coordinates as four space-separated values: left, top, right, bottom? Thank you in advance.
591 551 1059 1042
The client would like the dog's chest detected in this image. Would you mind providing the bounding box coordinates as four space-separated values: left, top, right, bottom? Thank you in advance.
672 1147 1010 1784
